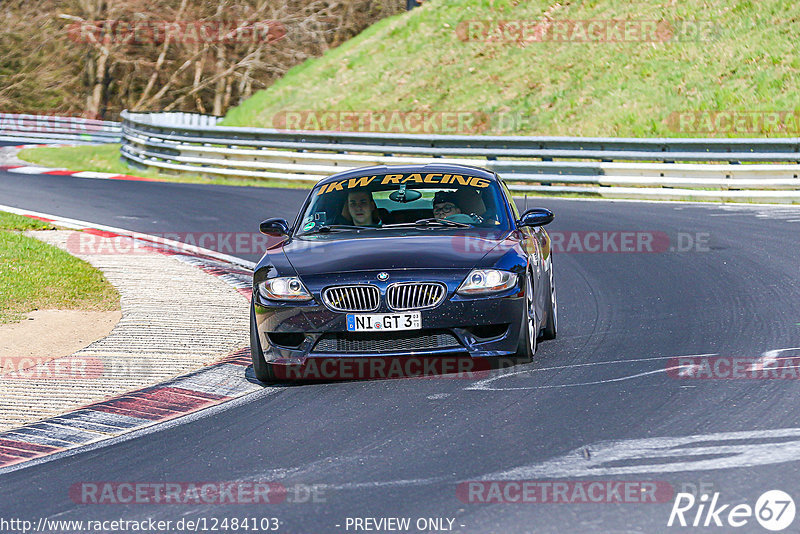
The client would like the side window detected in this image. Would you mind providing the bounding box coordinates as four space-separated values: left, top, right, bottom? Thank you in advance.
500 180 521 220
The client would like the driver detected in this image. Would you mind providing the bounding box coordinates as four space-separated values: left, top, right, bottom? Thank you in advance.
346 191 381 226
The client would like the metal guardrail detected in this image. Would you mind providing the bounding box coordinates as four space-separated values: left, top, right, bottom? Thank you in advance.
121 110 800 202
0 113 121 144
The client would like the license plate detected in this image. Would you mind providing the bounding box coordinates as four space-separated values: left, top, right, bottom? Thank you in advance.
346 312 422 332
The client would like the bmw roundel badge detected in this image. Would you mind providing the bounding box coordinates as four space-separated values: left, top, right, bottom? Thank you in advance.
377 272 389 281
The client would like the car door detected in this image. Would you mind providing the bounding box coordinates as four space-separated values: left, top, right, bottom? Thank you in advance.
500 179 545 312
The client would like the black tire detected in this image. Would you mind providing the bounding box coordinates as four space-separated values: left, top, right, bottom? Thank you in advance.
514 273 537 363
540 261 557 340
250 301 276 382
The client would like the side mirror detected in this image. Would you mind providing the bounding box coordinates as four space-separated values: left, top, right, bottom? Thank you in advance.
518 208 554 228
260 218 290 236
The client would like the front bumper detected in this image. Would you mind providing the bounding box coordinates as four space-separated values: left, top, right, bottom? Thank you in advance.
252 285 526 367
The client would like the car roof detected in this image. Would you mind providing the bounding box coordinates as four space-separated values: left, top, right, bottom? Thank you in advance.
315 164 498 187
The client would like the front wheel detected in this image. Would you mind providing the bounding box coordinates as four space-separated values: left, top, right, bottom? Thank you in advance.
514 273 537 363
250 301 276 382
540 261 557 340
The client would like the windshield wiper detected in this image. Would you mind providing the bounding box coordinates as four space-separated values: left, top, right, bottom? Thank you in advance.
382 218 473 229
415 218 473 227
302 224 374 234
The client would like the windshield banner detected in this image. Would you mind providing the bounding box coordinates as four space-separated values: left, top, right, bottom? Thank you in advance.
316 173 491 195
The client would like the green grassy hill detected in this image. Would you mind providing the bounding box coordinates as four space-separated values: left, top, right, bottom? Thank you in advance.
222 0 800 137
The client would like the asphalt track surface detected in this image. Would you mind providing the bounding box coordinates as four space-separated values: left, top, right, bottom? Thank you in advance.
2 170 800 533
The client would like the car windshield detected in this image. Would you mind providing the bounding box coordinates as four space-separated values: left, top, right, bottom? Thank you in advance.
296 171 511 234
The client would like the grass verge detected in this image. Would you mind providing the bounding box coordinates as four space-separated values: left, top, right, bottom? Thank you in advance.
222 0 800 138
0 211 119 324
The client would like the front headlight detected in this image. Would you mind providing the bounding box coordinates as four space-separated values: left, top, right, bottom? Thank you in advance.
258 277 312 301
457 269 518 295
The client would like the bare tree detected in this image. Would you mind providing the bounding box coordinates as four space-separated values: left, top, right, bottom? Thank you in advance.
0 0 404 119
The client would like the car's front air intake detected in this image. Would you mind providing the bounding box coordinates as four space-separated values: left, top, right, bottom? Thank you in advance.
322 285 380 312
312 330 460 353
386 282 447 311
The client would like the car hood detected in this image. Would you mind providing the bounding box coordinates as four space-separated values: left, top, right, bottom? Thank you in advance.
282 229 516 276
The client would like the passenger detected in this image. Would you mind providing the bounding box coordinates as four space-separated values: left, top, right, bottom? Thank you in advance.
433 190 486 224
346 191 381 226
432 191 462 219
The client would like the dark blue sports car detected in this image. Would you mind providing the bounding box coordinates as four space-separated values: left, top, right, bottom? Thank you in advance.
250 164 556 381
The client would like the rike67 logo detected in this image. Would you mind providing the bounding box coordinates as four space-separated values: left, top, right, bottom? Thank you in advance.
668 490 795 531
